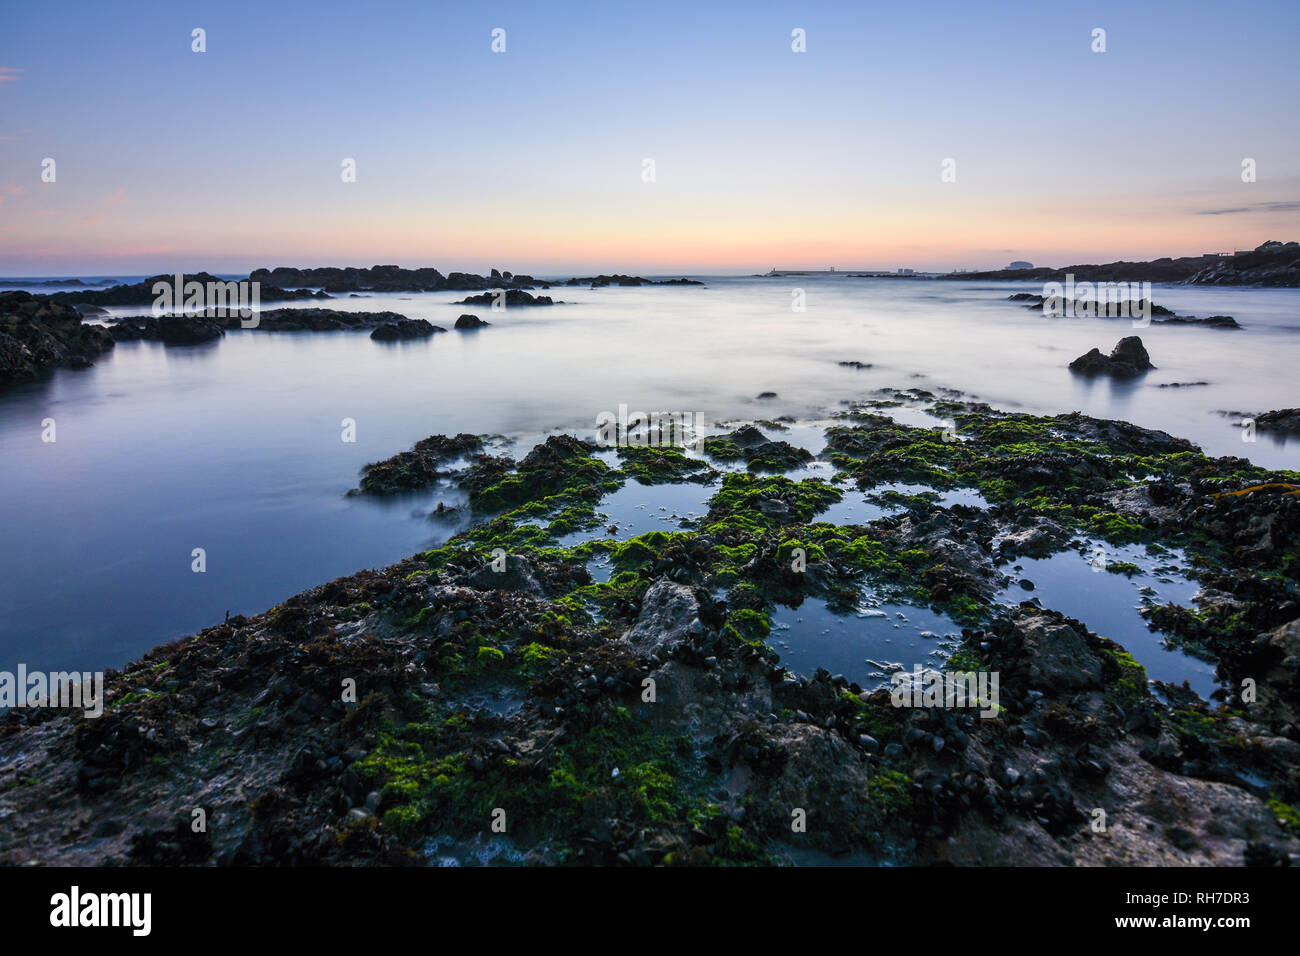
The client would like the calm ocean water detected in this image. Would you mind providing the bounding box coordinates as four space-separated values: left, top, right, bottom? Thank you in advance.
2 275 1297 675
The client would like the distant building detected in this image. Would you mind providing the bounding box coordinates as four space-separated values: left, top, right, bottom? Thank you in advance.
897 268 915 275
1007 260 1033 270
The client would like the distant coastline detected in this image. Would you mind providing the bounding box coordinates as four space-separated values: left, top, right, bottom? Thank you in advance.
760 240 1300 287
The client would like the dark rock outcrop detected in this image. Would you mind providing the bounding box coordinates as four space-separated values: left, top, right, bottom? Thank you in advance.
352 433 484 495
223 309 408 332
1012 293 1241 327
455 290 557 307
564 274 703 288
960 240 1300 287
109 315 224 344
702 425 813 471
454 314 489 330
49 273 327 308
1069 336 1154 378
250 265 551 294
1185 241 1300 287
1154 314 1242 329
467 554 543 595
1254 408 1300 433
0 290 116 386
369 318 445 341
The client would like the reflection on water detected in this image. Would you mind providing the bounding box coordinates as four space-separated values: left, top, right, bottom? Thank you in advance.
996 540 1216 698
816 482 988 526
770 595 963 690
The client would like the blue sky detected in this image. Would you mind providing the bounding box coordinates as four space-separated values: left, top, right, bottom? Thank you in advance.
1 0 1297 274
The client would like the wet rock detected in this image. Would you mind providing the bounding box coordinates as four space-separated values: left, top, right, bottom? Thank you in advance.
1254 408 1300 433
1153 314 1241 329
134 315 226 344
1069 336 1154 378
467 554 543 595
369 318 444 340
353 433 483 495
702 425 813 471
1014 614 1104 690
454 313 489 329
1254 618 1300 732
996 517 1066 557
0 291 117 386
456 289 557 307
624 579 704 655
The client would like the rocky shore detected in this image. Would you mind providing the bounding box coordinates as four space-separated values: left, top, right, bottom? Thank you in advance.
1 392 1297 866
563 275 704 288
47 272 329 309
22 266 709 307
0 290 116 386
105 309 450 344
1010 293 1243 328
248 266 553 295
953 240 1300 287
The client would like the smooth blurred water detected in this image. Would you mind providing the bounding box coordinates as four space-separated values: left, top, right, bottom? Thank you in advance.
2 276 1296 673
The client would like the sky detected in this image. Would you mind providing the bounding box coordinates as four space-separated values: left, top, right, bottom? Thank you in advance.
1 0 1298 275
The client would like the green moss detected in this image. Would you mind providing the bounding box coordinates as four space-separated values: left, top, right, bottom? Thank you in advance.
1266 799 1300 828
475 646 506 668
1088 512 1147 544
704 473 841 530
725 608 771 644
337 602 373 621
357 698 740 859
867 769 913 813
610 531 682 571
615 446 716 485
776 538 825 568
1104 649 1149 707
944 647 983 672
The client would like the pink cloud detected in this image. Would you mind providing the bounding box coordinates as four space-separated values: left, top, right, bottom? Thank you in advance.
0 67 23 85
1 181 25 196
79 214 100 226
106 187 127 206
